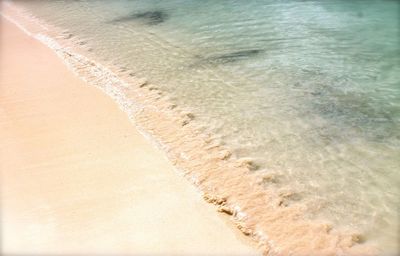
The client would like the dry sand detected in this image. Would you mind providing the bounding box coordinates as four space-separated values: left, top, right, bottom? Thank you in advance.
0 17 259 255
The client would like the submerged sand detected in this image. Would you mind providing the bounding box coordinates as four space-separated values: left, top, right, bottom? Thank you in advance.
0 17 258 255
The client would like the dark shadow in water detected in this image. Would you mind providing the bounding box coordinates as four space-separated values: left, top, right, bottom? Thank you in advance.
109 10 168 26
192 49 264 67
209 49 263 63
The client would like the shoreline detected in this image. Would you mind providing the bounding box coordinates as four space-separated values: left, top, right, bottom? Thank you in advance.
1 2 380 255
0 16 259 255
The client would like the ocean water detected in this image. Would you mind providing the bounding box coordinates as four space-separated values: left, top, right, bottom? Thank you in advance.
10 0 400 254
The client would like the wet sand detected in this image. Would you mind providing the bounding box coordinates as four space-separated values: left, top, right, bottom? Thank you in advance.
0 17 259 255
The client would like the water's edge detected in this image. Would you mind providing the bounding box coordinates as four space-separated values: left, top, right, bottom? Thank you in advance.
1 3 379 255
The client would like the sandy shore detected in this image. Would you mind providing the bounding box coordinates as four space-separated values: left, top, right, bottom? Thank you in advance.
0 17 258 255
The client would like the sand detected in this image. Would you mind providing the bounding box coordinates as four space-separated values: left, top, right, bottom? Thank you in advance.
0 17 259 255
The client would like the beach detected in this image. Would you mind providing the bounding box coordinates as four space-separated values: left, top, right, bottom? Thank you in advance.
2 0 399 254
0 17 259 255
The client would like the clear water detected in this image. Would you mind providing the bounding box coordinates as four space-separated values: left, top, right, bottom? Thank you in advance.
14 0 400 253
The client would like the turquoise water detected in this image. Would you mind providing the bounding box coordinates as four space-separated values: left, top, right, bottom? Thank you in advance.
14 0 400 253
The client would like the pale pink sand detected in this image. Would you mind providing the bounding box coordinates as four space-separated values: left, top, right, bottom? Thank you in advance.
0 17 259 255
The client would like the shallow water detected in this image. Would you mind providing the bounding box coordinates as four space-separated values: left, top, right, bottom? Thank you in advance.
12 0 400 253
